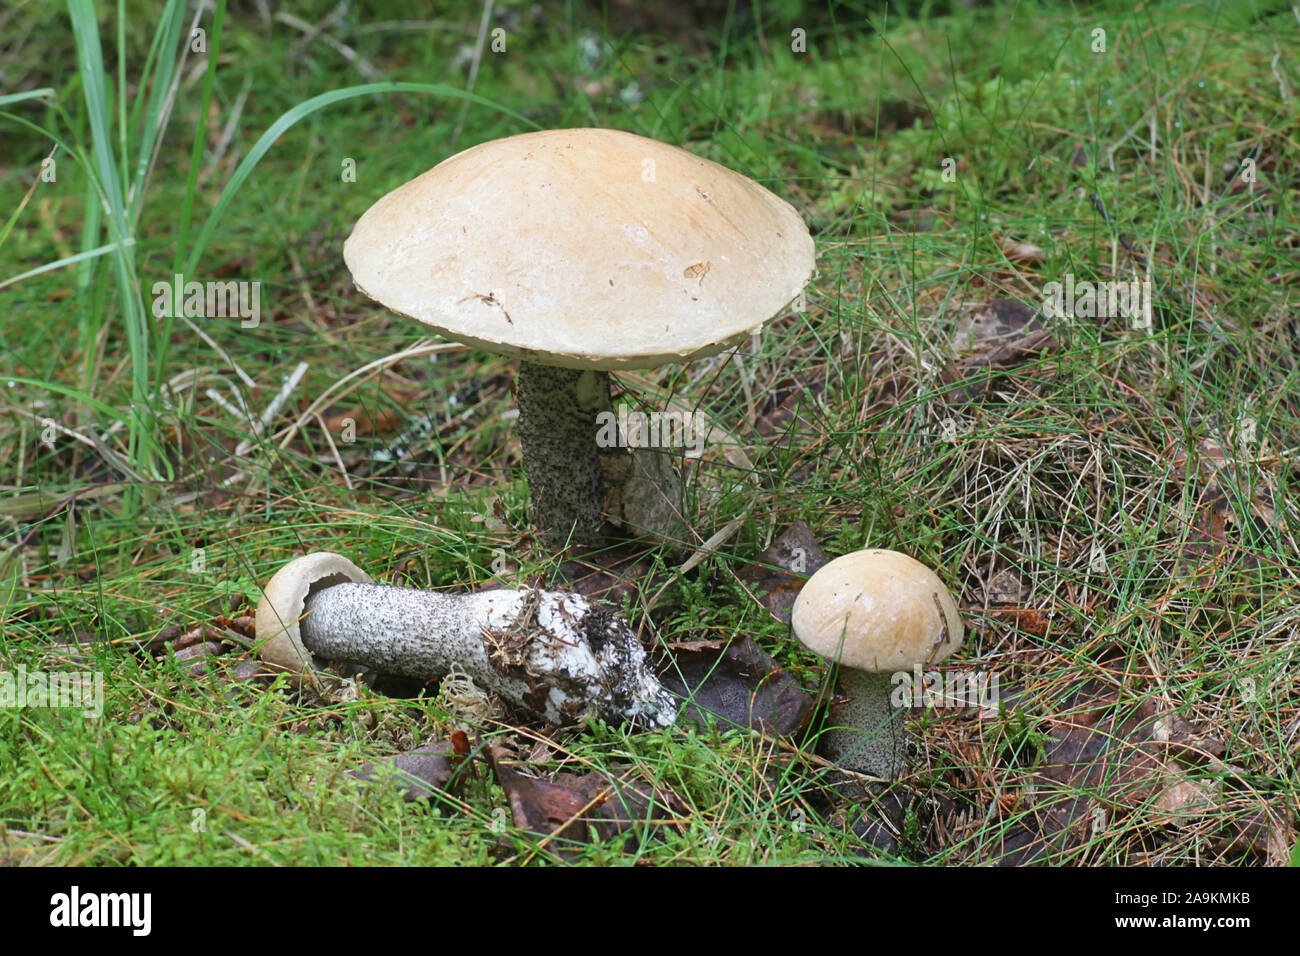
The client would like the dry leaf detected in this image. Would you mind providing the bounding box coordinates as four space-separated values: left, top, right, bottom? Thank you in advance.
738 520 830 623
352 742 460 802
999 239 1046 266
939 298 1059 404
487 745 687 850
657 635 816 735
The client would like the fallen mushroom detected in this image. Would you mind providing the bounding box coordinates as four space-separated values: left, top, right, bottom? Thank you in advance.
792 549 964 781
343 127 815 544
255 552 677 728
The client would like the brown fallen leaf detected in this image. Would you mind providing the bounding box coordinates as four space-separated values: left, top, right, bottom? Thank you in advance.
1218 807 1295 863
753 374 825 446
1036 697 1207 815
143 622 186 653
352 742 460 802
1175 482 1263 576
169 640 225 676
173 628 217 652
738 521 830 624
843 787 917 858
548 541 655 607
999 239 1046 266
487 745 687 850
145 620 252 657
1169 432 1283 577
224 658 270 684
322 405 404 438
225 614 256 637
939 298 1059 405
997 694 1217 864
979 565 1031 605
1153 779 1216 816
1150 712 1227 760
657 635 816 736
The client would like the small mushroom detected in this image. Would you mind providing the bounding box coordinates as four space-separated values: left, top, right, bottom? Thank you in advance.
343 128 815 544
255 552 677 728
792 549 964 781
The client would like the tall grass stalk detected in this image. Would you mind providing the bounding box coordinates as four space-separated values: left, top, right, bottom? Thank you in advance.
7 1 532 510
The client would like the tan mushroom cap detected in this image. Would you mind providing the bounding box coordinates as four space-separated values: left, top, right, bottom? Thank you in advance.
342 127 815 371
792 549 963 673
255 552 372 672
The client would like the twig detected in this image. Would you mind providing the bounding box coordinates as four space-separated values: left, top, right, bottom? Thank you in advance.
1088 193 1146 269
235 361 308 456
8 408 146 483
179 313 257 389
274 341 464 449
451 0 494 148
314 412 354 490
199 76 252 182
275 11 383 81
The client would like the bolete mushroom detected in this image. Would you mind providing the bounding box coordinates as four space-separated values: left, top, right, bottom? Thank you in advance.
255 551 676 728
792 549 963 781
343 127 814 544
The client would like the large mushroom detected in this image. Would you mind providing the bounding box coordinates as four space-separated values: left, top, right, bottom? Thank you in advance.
343 128 814 544
792 549 964 781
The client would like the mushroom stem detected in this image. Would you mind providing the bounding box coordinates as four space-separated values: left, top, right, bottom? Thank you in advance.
821 669 907 781
299 580 677 728
515 361 614 544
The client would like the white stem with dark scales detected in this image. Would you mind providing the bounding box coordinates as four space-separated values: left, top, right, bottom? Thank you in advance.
515 361 615 544
820 669 907 781
299 581 677 728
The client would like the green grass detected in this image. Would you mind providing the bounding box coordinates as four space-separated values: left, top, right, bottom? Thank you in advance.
2 0 1297 865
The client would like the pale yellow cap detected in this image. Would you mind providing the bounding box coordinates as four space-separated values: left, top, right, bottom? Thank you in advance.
343 128 815 370
792 549 964 673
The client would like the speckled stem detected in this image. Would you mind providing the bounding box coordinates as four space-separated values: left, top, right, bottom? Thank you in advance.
299 581 677 728
819 669 907 781
516 361 613 544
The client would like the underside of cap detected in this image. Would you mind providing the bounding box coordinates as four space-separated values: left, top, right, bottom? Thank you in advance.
342 127 816 370
256 552 373 673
